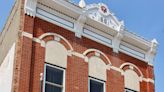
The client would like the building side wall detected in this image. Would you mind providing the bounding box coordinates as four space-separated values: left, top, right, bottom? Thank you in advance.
0 43 15 92
0 0 21 65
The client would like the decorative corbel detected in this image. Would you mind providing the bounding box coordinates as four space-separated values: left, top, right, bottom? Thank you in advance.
112 24 124 53
146 39 158 65
24 0 38 17
74 11 87 38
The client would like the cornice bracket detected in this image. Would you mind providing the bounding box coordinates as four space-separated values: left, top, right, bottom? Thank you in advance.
24 0 38 17
146 39 158 65
112 25 124 53
74 11 87 38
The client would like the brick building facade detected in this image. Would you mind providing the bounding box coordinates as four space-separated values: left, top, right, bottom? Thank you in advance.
0 0 158 92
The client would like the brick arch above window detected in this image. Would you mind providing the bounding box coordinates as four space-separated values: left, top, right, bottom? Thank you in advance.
40 33 73 68
120 63 144 78
38 33 73 51
83 49 111 66
83 49 111 81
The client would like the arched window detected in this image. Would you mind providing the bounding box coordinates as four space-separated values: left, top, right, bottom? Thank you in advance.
88 56 106 92
45 41 68 92
88 56 107 80
124 69 140 92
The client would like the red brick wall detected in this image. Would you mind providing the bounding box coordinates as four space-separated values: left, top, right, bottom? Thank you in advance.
66 56 88 92
107 69 124 92
14 16 155 92
30 42 45 92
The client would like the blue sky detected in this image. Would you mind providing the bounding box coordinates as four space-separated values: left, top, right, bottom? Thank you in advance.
0 0 164 91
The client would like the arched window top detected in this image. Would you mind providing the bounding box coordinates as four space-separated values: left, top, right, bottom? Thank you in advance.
88 56 107 81
39 32 73 51
83 49 111 65
124 69 140 91
120 63 143 78
45 41 68 68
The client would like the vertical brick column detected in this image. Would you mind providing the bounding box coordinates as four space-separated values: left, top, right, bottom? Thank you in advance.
140 65 155 92
30 42 45 92
13 15 34 92
147 82 155 92
19 15 34 92
107 69 124 92
140 81 148 92
147 65 155 92
66 56 88 92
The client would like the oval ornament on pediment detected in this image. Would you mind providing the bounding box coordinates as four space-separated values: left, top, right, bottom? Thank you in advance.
98 3 110 16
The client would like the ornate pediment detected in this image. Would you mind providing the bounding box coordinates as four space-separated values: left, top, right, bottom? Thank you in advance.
85 3 124 31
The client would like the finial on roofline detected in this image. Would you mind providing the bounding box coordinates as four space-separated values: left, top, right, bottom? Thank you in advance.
79 0 86 8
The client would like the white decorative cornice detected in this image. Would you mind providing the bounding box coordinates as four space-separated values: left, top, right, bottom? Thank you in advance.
22 31 33 39
36 0 158 65
24 0 38 17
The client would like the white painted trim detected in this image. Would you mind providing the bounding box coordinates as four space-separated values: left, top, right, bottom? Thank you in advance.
43 64 46 92
38 33 73 51
120 63 144 78
40 41 46 47
110 66 122 73
24 0 37 17
83 49 111 65
36 8 74 28
71 51 85 59
32 37 46 47
52 0 83 15
119 49 146 64
36 8 74 29
74 14 87 38
95 52 100 57
44 64 66 92
22 32 33 39
33 37 41 43
148 62 154 66
120 45 144 59
142 78 154 84
83 28 112 45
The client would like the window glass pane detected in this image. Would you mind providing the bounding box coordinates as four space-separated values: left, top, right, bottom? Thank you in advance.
90 79 104 92
45 84 62 92
46 66 63 85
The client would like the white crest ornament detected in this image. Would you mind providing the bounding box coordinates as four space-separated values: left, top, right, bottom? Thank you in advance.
98 3 110 16
85 3 124 31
